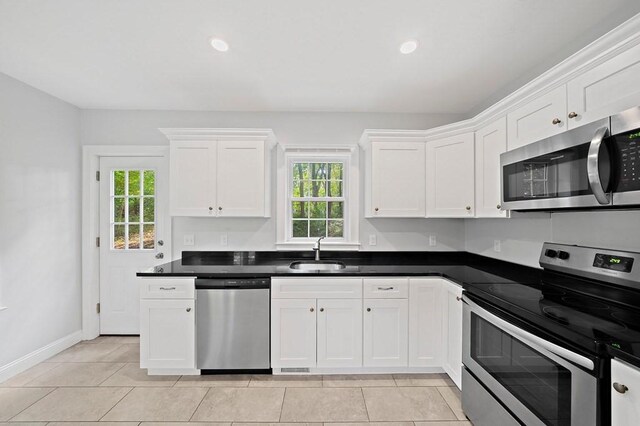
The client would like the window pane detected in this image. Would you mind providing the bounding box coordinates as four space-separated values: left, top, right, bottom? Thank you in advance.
309 181 326 197
113 170 125 196
143 197 155 222
128 224 140 249
328 201 343 219
328 220 344 238
293 163 309 180
292 220 308 238
128 170 141 195
143 170 155 195
329 163 343 180
309 201 327 218
143 224 155 249
128 197 141 222
292 180 306 197
327 180 342 197
113 198 125 222
311 163 327 179
309 220 326 237
292 201 308 219
113 224 125 249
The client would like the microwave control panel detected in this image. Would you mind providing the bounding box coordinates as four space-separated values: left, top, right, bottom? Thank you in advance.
615 129 640 192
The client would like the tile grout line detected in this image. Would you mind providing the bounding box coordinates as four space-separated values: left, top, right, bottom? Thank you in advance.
360 387 371 422
98 385 135 421
278 386 288 422
188 385 212 421
435 385 461 421
6 386 57 421
96 362 128 386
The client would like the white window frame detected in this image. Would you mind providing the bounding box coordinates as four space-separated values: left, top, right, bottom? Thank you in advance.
276 146 360 250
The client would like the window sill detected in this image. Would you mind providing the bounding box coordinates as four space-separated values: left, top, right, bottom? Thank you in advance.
276 241 361 251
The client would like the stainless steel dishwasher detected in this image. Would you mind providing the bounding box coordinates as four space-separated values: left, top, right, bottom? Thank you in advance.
196 278 270 372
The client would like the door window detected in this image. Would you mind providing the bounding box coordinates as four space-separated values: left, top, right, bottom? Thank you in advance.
111 169 156 250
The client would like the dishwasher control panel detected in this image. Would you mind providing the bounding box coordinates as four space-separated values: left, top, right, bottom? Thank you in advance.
195 278 270 289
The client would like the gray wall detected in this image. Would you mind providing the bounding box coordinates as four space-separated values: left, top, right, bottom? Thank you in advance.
0 73 81 368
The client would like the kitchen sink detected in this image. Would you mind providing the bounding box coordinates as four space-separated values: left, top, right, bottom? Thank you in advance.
289 261 346 271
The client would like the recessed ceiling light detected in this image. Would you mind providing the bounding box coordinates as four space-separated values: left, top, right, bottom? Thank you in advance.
399 39 418 54
210 38 229 52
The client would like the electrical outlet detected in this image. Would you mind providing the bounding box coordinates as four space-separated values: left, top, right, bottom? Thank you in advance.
369 234 377 246
220 233 228 246
429 235 437 247
183 234 195 246
494 239 501 252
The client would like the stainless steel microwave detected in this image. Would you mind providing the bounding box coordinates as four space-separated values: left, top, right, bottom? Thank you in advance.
500 106 640 210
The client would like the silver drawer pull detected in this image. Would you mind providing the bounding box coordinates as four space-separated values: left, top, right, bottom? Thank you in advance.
377 286 394 291
159 287 176 291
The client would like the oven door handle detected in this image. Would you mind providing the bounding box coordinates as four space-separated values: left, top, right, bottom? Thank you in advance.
587 126 611 205
466 297 595 371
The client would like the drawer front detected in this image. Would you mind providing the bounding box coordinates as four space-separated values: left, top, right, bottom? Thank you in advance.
363 278 409 298
272 278 363 299
140 278 196 299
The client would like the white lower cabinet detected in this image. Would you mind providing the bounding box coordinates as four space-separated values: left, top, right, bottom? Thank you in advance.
441 280 463 388
363 298 409 367
270 298 317 369
611 358 640 426
317 299 363 368
408 279 443 367
139 298 195 370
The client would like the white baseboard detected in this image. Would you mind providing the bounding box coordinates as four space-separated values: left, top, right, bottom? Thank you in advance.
0 330 82 384
273 366 446 375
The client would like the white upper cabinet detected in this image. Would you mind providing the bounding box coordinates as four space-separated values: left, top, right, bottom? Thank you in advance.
507 85 567 150
216 140 266 217
426 132 475 217
163 129 275 217
368 141 426 217
169 141 216 216
475 117 508 218
567 43 640 129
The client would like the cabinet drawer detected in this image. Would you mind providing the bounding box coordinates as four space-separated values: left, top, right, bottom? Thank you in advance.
140 278 196 299
272 278 362 299
363 278 408 298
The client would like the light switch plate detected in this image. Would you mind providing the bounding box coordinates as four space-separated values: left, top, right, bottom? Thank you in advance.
183 234 195 246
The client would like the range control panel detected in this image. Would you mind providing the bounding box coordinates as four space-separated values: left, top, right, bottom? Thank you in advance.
593 253 634 273
614 128 640 192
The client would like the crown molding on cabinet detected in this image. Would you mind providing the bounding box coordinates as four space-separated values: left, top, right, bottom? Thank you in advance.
362 13 640 142
159 128 277 147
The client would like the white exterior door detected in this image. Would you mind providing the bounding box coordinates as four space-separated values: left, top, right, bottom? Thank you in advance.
408 279 442 367
317 298 363 368
370 141 426 217
169 140 216 216
216 140 266 217
475 117 508 218
139 298 195 369
442 281 463 388
426 132 475 217
363 298 408 367
99 156 170 334
271 299 317 368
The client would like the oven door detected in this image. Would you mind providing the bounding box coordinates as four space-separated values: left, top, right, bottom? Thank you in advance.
463 297 598 426
501 118 612 210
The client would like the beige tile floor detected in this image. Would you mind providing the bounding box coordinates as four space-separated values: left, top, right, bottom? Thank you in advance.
0 336 472 425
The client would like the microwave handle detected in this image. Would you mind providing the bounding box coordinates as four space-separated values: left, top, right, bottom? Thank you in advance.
587 126 611 205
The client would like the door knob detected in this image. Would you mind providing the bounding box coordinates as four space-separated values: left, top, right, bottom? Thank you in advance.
157 240 164 246
613 382 629 394
552 118 562 125
568 112 578 119
155 253 164 259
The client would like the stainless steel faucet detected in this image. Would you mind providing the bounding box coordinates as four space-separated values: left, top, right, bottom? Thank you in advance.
313 236 325 261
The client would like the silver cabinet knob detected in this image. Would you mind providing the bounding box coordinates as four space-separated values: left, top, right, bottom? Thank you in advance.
155 253 164 259
310 307 315 312
465 206 471 211
209 207 213 211
613 382 629 394
552 118 562 125
496 204 501 209
186 307 191 312
218 206 222 211
456 296 462 302
374 207 379 212
319 308 324 312
157 240 164 246
367 308 371 312
568 111 578 119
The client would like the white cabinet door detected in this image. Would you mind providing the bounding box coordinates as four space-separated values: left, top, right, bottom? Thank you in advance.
140 299 195 369
271 299 317 368
216 140 266 217
568 43 640 129
475 117 508 218
442 281 463 388
169 141 216 216
363 298 408 367
611 358 640 426
370 141 426 217
317 299 363 368
507 85 567 150
408 279 442 367
426 132 475 217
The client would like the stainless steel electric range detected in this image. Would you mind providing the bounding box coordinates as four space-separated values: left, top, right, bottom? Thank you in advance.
462 242 640 426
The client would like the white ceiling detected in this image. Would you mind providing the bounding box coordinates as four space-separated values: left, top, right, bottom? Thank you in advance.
1 0 639 114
